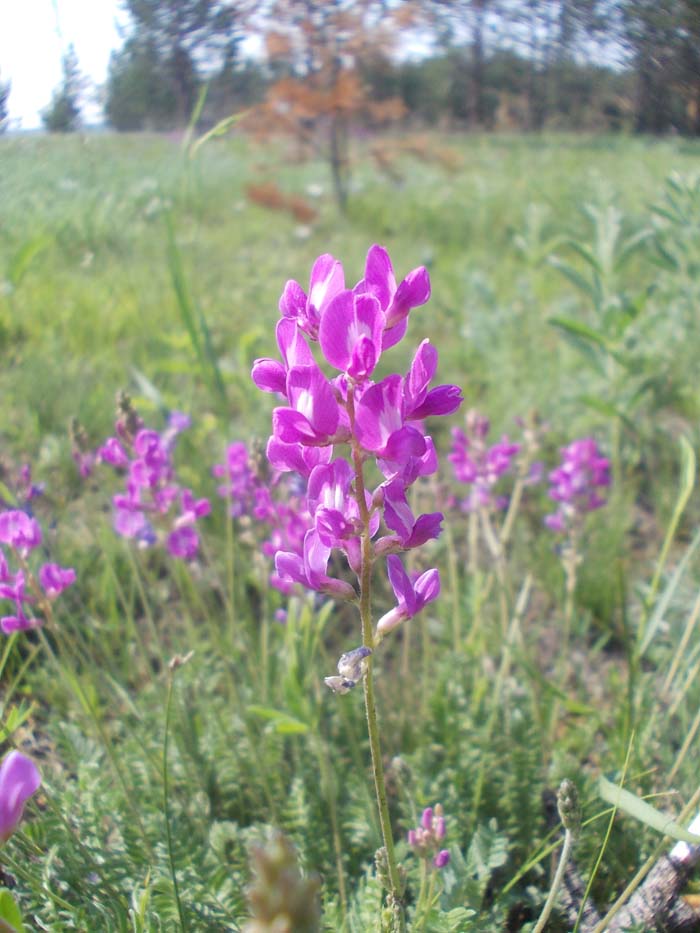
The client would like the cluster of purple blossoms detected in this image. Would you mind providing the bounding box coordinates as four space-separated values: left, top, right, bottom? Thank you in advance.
407 804 450 870
448 410 521 512
0 463 45 508
544 437 611 533
252 245 462 642
97 408 210 560
0 509 76 634
0 750 41 843
213 441 310 594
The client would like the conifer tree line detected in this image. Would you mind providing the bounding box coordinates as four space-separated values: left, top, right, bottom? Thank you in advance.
3 0 700 134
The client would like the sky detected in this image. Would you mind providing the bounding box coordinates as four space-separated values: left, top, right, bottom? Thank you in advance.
0 0 125 129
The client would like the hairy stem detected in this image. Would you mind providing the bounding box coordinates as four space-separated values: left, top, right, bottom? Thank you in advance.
348 414 405 930
533 829 574 933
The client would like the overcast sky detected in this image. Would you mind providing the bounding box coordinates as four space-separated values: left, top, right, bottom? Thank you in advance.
0 0 125 129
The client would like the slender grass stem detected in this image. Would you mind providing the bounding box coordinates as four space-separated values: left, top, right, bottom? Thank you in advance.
532 829 574 933
163 669 189 932
442 516 462 654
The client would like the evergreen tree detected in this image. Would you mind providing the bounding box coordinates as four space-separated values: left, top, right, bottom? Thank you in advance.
106 0 245 128
42 45 83 133
0 71 10 134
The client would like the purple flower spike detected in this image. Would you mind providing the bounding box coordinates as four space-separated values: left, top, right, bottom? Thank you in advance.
0 750 41 842
449 415 520 513
408 802 450 869
545 437 610 533
39 564 76 599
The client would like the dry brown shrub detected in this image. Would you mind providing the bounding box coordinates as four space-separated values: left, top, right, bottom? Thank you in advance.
245 182 318 224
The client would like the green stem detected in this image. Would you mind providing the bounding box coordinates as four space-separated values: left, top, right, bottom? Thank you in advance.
414 857 428 926
423 867 437 931
532 829 574 933
443 517 462 656
348 411 405 931
163 670 189 932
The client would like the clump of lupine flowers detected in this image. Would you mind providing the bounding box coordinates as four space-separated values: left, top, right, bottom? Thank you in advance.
0 505 76 634
251 244 462 644
94 393 210 560
448 409 521 512
407 805 450 869
213 441 311 594
0 750 41 843
544 437 610 533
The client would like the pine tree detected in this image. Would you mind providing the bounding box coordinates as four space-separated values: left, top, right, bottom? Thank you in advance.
42 45 83 133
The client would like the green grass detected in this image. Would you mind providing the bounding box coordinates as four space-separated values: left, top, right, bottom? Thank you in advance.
1 130 700 931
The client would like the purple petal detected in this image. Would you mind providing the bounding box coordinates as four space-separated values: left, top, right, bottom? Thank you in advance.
0 751 41 841
434 850 450 869
97 437 129 468
380 317 409 351
405 339 438 412
38 564 76 599
354 375 404 453
0 511 42 554
386 554 417 616
382 425 426 463
251 358 287 395
277 318 314 370
167 526 199 560
319 291 383 376
287 365 340 438
308 254 345 319
359 244 396 310
382 481 414 543
279 279 307 321
386 265 431 329
414 568 441 608
405 512 443 548
266 438 333 475
409 384 463 420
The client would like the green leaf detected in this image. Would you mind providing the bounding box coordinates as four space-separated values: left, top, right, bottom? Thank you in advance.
190 110 249 159
614 228 653 271
548 316 610 350
547 255 596 301
639 439 699 656
578 395 636 432
7 234 52 288
0 483 15 507
598 776 700 845
0 702 36 743
562 238 603 276
0 889 25 933
164 214 227 411
246 706 309 735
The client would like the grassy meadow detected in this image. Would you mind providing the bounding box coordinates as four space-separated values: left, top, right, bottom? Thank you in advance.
1 130 700 931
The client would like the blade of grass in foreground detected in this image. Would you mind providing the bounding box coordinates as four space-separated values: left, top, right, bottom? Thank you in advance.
165 213 227 412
